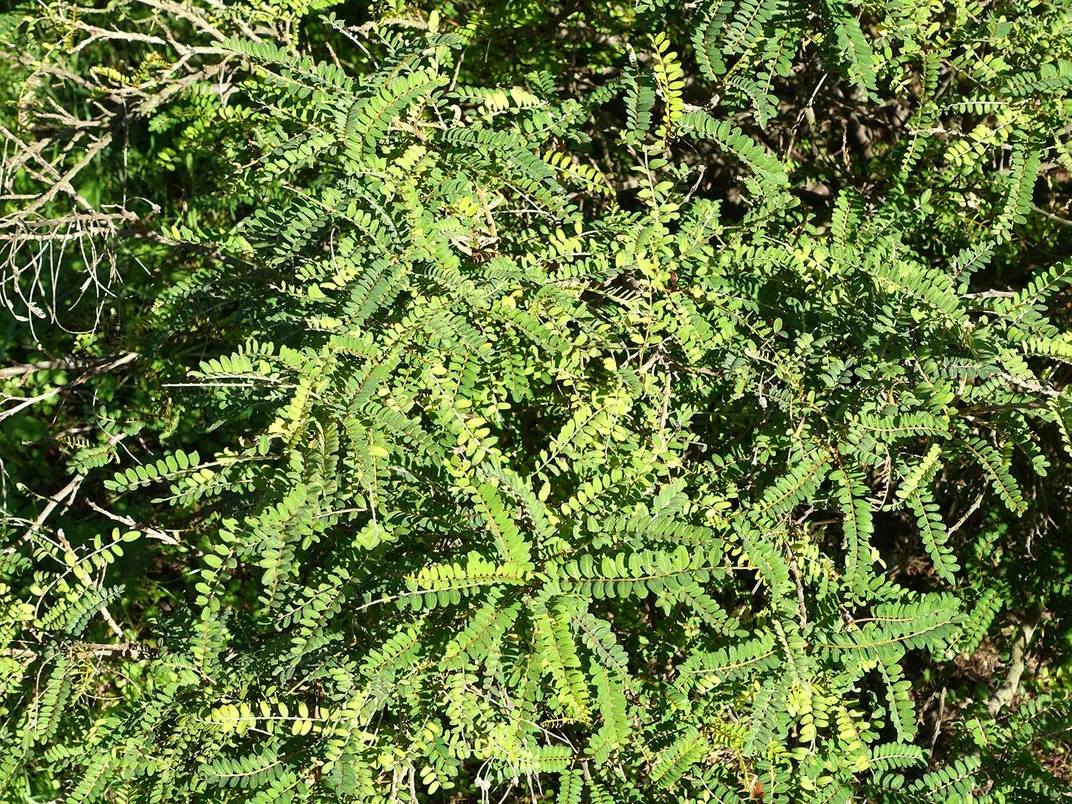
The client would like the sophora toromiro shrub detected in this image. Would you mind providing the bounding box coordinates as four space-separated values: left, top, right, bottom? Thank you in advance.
2 1 1072 803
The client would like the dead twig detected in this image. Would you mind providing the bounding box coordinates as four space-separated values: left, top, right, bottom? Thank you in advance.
2 641 146 660
85 499 185 548
5 429 128 552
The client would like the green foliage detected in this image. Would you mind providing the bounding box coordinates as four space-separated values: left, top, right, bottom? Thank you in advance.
1 0 1072 802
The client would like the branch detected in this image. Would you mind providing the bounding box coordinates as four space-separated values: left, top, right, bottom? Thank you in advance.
0 352 138 424
18 133 113 216
988 608 1041 716
5 430 127 553
1 641 146 660
0 353 135 380
85 499 185 548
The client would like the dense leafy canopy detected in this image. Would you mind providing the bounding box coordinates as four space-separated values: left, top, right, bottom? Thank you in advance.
2 0 1072 802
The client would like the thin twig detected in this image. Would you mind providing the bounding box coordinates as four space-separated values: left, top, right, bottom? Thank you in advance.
1 642 146 660
85 499 185 547
930 686 946 759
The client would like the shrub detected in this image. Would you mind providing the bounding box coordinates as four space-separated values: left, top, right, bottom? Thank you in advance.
1 1 1071 802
